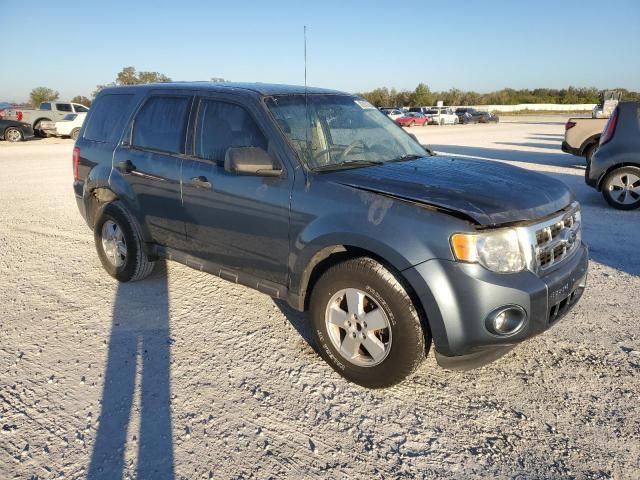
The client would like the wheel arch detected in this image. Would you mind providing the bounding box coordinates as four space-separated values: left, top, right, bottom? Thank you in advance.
579 134 600 155
291 243 433 352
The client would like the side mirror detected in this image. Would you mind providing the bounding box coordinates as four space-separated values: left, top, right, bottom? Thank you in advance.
224 147 282 177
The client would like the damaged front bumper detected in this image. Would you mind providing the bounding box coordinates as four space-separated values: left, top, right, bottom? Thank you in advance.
403 243 589 370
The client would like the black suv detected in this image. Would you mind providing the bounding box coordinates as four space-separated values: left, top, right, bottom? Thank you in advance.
74 82 588 388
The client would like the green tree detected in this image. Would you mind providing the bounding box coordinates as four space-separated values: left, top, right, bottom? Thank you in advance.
410 83 432 106
93 66 172 98
71 95 92 107
30 86 59 108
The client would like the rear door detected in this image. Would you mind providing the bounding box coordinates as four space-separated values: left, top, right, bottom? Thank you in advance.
180 96 292 285
113 94 193 248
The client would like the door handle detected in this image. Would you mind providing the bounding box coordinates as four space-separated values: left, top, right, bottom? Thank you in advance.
117 160 136 173
190 175 212 189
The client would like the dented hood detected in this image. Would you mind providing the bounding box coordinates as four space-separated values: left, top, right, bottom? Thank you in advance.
324 156 574 226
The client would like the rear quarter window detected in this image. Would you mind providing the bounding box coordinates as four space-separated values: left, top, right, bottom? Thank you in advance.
83 94 135 143
132 96 191 154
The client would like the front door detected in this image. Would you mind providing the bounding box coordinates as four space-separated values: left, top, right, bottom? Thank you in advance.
180 97 292 286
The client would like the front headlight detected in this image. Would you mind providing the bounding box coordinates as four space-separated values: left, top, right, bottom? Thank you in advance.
451 228 525 273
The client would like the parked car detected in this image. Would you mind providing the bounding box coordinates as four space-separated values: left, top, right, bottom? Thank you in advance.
424 107 458 125
395 112 428 127
585 102 640 210
40 112 87 140
479 112 499 123
3 102 89 137
455 108 483 124
562 117 607 162
380 108 404 121
0 119 35 142
74 82 588 388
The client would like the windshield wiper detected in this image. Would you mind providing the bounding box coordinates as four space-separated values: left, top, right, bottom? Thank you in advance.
387 154 423 163
312 159 385 171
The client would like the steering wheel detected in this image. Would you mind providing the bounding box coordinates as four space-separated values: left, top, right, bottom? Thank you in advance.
312 141 368 164
339 139 368 160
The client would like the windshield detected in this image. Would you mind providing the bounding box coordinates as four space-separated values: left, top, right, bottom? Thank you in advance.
266 94 427 170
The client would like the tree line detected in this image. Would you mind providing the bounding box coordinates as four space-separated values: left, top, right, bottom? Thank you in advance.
27 67 229 108
27 69 640 108
358 83 640 107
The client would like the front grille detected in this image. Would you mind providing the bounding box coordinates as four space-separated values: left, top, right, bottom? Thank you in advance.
534 208 581 272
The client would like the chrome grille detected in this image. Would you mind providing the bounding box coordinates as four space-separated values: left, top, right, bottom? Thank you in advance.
534 208 581 271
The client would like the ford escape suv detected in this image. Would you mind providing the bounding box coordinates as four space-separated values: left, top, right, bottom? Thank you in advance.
73 82 588 388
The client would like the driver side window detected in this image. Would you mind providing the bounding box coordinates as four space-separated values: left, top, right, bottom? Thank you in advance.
195 100 267 164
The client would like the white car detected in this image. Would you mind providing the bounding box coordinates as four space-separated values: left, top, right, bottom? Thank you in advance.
380 108 404 121
40 112 87 140
424 107 458 125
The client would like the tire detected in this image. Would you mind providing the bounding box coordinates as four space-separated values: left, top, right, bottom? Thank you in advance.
94 202 156 281
601 166 640 210
4 127 23 142
454 117 459 125
409 121 415 127
70 128 80 141
584 143 597 163
439 119 444 126
310 257 428 388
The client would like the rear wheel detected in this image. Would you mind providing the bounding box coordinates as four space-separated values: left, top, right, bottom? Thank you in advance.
94 202 156 281
601 166 640 210
310 257 428 388
4 127 23 142
439 119 445 126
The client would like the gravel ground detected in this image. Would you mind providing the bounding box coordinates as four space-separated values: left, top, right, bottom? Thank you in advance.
1 117 638 479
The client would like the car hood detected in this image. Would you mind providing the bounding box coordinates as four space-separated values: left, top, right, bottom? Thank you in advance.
322 156 574 226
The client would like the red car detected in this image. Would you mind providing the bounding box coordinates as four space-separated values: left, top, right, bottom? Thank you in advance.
395 112 428 127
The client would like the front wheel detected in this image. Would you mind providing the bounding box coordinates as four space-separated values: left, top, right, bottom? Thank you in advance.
602 166 640 210
70 128 80 141
310 257 428 388
4 127 23 142
94 202 156 281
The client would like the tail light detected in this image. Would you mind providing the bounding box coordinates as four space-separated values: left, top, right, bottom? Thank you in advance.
565 121 576 131
16 111 23 122
73 146 80 180
599 108 618 146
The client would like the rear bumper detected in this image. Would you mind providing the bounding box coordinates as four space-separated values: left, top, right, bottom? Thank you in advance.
561 141 581 156
404 243 589 369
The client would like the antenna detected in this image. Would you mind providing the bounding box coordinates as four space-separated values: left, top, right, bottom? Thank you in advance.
304 25 311 170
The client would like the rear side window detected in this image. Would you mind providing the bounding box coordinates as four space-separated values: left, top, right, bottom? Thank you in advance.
132 96 191 154
83 94 135 143
195 100 267 162
56 103 72 112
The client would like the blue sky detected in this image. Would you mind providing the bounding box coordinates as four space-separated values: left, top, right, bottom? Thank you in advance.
3 0 639 102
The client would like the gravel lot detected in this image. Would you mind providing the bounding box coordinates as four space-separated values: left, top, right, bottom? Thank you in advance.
1 117 639 479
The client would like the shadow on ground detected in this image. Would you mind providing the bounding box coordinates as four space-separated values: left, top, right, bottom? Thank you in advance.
88 261 175 479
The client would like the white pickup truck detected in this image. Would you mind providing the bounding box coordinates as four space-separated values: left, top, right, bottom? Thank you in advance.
3 102 89 137
562 117 608 162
